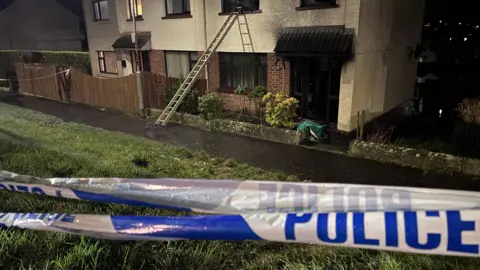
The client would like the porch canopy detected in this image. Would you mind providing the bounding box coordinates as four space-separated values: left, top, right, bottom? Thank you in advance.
274 26 354 58
112 32 152 50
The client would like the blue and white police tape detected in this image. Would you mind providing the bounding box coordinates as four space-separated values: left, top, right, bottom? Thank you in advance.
2 210 480 257
3 170 480 214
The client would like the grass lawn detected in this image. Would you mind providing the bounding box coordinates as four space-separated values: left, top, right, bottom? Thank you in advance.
0 102 479 270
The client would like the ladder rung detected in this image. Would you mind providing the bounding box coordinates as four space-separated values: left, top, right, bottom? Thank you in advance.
156 6 242 127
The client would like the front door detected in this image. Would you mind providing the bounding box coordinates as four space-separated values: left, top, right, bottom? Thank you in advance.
291 58 341 125
130 50 151 72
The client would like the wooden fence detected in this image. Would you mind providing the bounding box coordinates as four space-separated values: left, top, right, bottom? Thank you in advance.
15 64 70 101
14 63 207 115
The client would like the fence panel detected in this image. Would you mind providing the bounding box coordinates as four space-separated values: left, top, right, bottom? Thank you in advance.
15 64 208 115
70 69 140 115
15 63 68 101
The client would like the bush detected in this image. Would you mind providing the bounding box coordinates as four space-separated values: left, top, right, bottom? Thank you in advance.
198 92 224 120
249 85 267 120
165 77 199 114
457 98 480 124
0 50 92 78
262 92 299 129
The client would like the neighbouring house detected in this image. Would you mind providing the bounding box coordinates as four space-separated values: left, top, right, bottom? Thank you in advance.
82 0 425 132
0 0 87 51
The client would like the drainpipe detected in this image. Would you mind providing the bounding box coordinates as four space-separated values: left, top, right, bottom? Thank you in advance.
203 0 210 92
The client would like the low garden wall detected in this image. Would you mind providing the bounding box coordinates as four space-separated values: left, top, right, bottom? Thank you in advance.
349 140 480 177
147 108 301 145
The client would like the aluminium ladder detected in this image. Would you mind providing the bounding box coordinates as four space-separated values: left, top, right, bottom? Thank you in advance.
237 13 254 52
155 5 244 126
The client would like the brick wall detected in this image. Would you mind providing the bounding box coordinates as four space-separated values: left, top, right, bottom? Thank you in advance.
206 52 291 113
149 50 166 76
267 54 290 95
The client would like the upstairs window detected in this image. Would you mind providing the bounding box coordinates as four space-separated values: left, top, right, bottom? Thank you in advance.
165 0 190 15
300 0 337 8
127 0 143 19
93 0 109 21
222 0 260 13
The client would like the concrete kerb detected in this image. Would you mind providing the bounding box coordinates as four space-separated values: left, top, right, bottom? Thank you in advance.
348 140 480 177
146 108 301 145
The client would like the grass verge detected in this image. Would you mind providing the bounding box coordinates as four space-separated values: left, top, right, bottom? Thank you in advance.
0 103 479 269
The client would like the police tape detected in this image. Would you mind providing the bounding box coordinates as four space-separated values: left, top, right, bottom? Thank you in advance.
2 171 480 213
1 210 480 257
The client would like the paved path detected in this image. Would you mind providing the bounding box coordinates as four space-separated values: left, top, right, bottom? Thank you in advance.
1 93 477 191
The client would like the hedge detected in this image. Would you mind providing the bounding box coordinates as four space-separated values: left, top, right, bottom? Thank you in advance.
0 50 91 79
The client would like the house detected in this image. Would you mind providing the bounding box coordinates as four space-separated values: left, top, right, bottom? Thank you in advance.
0 0 87 51
82 0 425 132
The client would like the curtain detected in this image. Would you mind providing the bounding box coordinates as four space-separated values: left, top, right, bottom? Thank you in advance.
166 52 191 78
221 54 266 89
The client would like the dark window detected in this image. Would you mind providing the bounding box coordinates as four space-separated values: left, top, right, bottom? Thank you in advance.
127 0 143 19
165 51 197 78
219 53 266 90
97 51 118 74
222 0 260 13
165 0 190 15
301 0 336 7
93 0 109 21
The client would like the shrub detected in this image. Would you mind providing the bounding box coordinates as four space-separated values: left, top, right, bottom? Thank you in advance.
457 98 480 124
262 92 299 129
235 85 249 115
198 92 224 120
0 50 91 78
164 77 199 115
248 85 267 120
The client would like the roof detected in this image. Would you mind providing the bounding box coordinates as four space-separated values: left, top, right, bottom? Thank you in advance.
274 26 355 57
0 0 15 12
112 33 152 49
0 0 83 18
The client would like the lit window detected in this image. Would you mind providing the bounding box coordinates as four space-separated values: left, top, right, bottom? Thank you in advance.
97 51 118 74
127 0 143 19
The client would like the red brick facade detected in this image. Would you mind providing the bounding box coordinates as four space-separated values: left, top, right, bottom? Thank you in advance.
148 50 291 113
206 52 291 112
149 50 166 76
266 54 290 95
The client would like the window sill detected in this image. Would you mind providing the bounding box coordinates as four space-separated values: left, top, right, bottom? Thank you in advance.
161 14 192 20
99 72 119 76
126 17 144 21
295 4 339 11
93 19 110 24
218 10 262 16
218 87 252 95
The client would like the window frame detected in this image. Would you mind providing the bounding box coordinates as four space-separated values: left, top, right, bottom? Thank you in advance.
164 51 198 78
297 0 338 10
92 0 109 21
164 0 191 16
97 51 118 74
218 52 267 92
220 0 261 14
126 0 143 20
